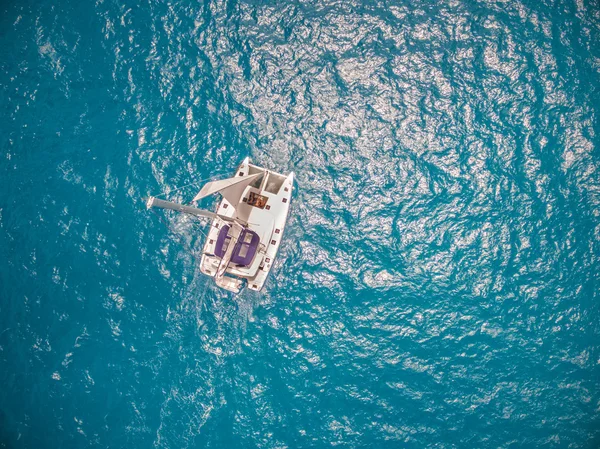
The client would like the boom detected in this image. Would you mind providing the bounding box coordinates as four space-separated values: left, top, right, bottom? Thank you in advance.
146 197 242 224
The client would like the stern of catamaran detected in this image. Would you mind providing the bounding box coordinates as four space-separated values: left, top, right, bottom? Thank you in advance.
215 275 244 292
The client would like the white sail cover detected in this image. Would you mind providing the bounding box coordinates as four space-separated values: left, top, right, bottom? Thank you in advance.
193 172 262 207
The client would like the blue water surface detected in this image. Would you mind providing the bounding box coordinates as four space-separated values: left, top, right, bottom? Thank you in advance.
2 0 600 447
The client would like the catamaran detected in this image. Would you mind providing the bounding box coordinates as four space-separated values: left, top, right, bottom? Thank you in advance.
146 158 293 293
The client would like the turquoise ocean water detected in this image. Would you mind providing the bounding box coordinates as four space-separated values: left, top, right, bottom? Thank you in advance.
2 0 600 447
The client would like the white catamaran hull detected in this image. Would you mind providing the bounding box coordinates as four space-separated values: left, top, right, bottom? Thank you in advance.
198 158 293 293
147 158 293 293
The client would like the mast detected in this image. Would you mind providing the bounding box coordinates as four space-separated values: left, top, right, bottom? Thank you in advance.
146 197 246 225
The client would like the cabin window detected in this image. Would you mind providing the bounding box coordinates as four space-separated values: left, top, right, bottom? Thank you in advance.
238 244 249 258
220 237 231 254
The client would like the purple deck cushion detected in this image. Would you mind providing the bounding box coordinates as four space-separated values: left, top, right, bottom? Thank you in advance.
214 225 260 267
231 229 260 266
215 225 231 258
